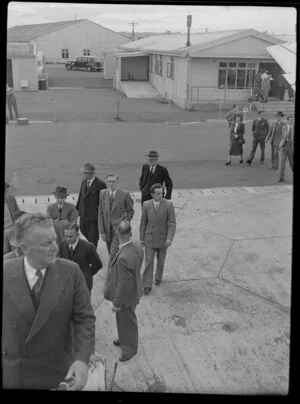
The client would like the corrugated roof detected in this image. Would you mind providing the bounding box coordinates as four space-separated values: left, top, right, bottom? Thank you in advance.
120 29 252 53
7 19 86 42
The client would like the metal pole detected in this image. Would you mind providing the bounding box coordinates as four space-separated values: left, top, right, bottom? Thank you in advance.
218 99 222 120
51 97 57 122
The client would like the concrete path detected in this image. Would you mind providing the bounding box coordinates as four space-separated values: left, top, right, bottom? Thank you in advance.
15 186 292 394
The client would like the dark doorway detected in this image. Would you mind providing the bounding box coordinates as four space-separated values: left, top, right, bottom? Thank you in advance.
259 62 284 99
6 59 13 87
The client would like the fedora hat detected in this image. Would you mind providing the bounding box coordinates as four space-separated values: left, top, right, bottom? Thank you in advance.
80 163 95 173
53 186 69 197
276 111 285 117
146 150 159 158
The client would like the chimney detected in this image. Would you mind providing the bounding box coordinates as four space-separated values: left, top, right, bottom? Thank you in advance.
186 14 192 47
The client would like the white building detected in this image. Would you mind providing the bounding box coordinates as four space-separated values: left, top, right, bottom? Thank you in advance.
7 19 130 63
114 29 291 109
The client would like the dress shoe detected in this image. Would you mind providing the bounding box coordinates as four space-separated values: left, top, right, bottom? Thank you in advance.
154 279 161 285
239 159 243 164
225 161 231 166
113 339 120 346
119 352 136 362
246 160 251 165
143 287 151 295
278 179 284 182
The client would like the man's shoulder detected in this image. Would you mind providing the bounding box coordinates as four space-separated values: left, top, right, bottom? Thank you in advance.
162 198 174 208
64 201 76 209
55 257 81 274
143 199 152 207
94 177 106 187
78 238 94 249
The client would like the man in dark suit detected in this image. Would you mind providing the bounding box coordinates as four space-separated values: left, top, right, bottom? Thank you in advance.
246 110 270 165
104 221 144 362
47 186 78 247
139 150 173 206
266 111 286 170
98 172 134 261
59 223 102 293
2 213 95 390
140 183 176 295
278 115 294 182
76 163 107 248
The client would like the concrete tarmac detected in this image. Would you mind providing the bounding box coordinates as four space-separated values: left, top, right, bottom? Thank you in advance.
15 185 292 394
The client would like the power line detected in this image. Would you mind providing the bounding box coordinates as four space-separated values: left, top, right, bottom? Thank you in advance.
128 21 139 40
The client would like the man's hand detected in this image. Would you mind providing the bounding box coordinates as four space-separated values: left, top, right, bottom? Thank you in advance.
112 304 121 312
65 360 88 390
165 240 172 248
100 233 106 242
140 240 144 247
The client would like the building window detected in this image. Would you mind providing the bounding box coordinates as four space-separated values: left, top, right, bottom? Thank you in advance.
155 55 163 76
150 55 153 73
61 49 69 59
218 61 256 89
167 57 175 79
159 55 163 76
83 49 91 56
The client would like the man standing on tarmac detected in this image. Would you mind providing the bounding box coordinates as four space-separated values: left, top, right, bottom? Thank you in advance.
246 110 270 165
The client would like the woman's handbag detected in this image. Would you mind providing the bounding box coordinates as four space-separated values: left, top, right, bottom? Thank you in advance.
238 137 246 145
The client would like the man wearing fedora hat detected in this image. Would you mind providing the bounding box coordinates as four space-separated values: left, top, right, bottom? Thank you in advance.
266 111 286 170
47 186 78 247
76 163 107 248
139 150 173 206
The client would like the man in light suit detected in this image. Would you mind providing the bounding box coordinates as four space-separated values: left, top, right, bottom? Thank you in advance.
104 221 144 362
140 183 176 295
47 186 78 247
98 172 134 261
76 163 107 248
139 150 173 206
2 213 95 390
59 223 102 293
278 115 294 182
266 111 286 170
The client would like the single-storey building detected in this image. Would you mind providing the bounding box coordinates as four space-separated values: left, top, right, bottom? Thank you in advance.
7 42 39 91
7 19 130 63
115 29 290 109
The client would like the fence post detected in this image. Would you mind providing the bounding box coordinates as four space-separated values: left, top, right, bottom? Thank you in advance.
114 99 121 121
51 97 57 122
218 99 222 121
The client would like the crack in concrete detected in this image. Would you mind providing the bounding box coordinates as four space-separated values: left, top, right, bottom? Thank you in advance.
217 239 235 278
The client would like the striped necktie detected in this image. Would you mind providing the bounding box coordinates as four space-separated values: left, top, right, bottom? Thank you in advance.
32 270 44 305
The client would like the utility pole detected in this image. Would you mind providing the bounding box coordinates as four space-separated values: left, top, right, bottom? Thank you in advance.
186 14 192 47
128 21 139 40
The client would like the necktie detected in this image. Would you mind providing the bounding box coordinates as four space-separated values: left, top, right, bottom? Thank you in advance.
32 270 44 305
69 246 74 258
58 206 62 214
110 192 114 210
154 202 158 212
150 166 154 174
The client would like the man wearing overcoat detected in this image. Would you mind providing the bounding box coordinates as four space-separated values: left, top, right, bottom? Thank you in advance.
266 111 286 170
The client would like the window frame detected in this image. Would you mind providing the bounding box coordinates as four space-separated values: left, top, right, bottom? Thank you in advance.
218 60 256 90
61 48 69 59
83 48 91 56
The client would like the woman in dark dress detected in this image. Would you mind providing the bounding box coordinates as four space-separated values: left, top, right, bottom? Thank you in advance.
225 114 245 165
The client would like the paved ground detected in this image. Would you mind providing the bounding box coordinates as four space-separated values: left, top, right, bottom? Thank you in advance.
46 64 112 89
15 186 292 394
5 121 293 196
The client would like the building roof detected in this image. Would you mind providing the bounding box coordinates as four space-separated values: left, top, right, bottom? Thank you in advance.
119 29 284 55
7 19 86 42
267 42 296 87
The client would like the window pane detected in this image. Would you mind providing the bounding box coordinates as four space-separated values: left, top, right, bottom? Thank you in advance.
247 62 256 68
236 69 246 89
246 69 255 88
227 69 236 88
238 63 246 67
218 69 227 88
219 62 227 67
229 62 236 67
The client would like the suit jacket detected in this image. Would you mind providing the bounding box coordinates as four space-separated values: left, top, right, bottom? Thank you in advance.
5 191 20 224
47 202 78 242
4 249 21 260
251 118 270 137
230 122 245 139
58 238 102 291
266 121 285 145
98 188 134 241
140 198 176 248
2 257 95 390
3 226 15 254
104 241 144 308
76 176 107 221
279 124 294 150
139 164 173 199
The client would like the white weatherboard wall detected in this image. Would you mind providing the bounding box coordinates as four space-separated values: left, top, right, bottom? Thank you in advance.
190 58 253 102
103 51 117 79
12 57 38 91
33 20 128 63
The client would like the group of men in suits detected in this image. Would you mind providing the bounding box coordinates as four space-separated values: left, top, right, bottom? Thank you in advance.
2 149 177 387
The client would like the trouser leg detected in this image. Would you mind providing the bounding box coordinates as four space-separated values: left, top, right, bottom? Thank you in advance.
279 148 287 180
79 218 89 240
259 138 265 161
116 306 138 357
142 247 156 288
273 145 279 169
8 102 13 119
271 145 275 168
12 100 19 118
287 146 294 173
155 247 167 283
248 138 259 161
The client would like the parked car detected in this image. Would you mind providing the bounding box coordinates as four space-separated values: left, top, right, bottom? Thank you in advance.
65 56 103 72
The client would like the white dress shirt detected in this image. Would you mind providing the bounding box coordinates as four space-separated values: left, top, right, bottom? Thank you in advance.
118 240 132 250
150 164 157 174
24 256 47 289
110 189 117 199
68 237 79 251
153 200 160 211
88 176 96 187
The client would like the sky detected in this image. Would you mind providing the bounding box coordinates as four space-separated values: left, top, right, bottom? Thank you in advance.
7 2 296 34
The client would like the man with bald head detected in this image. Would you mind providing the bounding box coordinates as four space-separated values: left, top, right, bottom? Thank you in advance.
2 212 95 390
104 221 144 362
